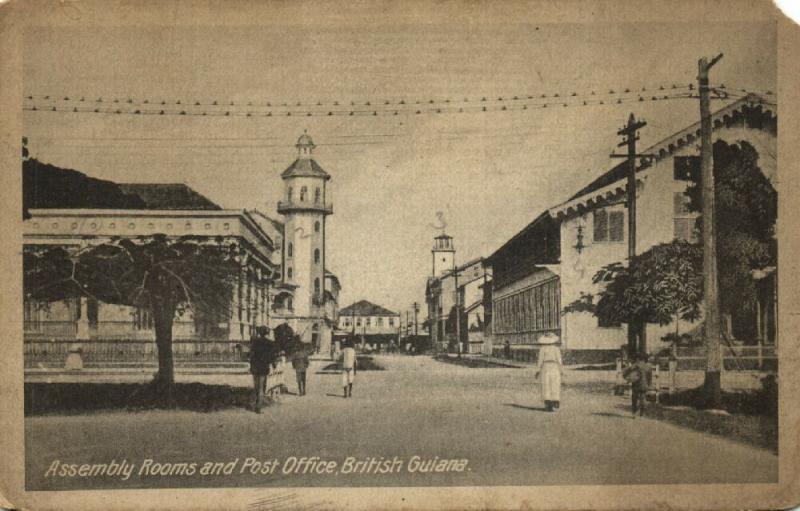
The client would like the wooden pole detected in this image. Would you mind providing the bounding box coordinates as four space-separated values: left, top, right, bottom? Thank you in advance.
699 53 724 409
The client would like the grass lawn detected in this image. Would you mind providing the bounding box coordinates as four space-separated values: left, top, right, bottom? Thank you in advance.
25 381 263 415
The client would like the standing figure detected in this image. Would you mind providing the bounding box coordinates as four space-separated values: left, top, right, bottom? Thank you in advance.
504 340 511 360
249 326 272 414
535 332 563 412
623 352 653 417
341 337 357 398
291 338 310 396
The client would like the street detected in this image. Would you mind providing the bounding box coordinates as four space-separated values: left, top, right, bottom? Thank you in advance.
25 355 777 490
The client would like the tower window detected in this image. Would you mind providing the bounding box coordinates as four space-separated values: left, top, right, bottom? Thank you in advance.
288 187 293 202
314 249 320 264
314 221 320 233
287 297 293 310
300 186 308 202
314 278 321 295
287 267 293 280
287 242 293 258
315 187 321 203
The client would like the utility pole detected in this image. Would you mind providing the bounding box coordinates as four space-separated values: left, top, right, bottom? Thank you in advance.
699 53 724 409
453 263 461 358
413 302 419 336
611 113 650 355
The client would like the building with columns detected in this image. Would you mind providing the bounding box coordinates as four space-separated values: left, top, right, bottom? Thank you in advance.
23 192 280 345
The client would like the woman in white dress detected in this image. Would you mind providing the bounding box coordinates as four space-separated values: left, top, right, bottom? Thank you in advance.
535 333 563 412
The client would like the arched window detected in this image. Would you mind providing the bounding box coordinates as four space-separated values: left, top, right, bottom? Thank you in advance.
287 187 293 202
287 242 293 258
314 248 320 264
314 187 321 203
287 267 293 280
287 297 293 310
314 278 320 295
314 221 320 233
300 186 307 202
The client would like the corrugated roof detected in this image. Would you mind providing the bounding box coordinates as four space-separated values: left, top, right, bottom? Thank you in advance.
118 183 221 210
280 158 331 180
340 300 397 317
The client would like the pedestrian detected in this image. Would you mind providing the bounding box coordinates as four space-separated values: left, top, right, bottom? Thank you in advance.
249 325 273 414
504 340 511 360
623 352 653 417
534 332 563 412
291 338 310 396
341 336 357 398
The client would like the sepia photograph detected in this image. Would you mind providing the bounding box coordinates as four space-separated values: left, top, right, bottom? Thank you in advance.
1 1 798 509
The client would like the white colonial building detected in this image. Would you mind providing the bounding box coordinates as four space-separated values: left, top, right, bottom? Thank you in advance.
338 300 400 346
486 94 777 362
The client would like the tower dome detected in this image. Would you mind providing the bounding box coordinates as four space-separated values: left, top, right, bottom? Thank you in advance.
296 130 316 157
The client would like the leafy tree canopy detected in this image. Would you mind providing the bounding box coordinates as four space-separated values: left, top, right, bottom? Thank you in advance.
685 140 777 316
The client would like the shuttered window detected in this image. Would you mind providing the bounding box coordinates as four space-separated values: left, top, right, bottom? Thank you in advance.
594 208 624 242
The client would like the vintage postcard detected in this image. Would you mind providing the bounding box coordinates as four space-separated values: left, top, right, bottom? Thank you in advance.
1 0 799 509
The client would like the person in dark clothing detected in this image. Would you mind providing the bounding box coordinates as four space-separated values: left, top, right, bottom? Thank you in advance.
290 338 310 396
623 352 653 417
503 340 511 359
249 325 274 413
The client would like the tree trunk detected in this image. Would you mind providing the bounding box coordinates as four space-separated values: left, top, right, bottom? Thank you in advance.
153 303 176 389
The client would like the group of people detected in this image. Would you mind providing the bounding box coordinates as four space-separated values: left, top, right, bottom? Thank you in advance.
529 334 655 417
248 327 359 413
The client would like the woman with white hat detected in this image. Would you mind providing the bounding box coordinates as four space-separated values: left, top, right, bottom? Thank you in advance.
535 332 564 412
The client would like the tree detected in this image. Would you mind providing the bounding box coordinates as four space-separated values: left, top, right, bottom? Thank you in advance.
685 140 777 340
24 235 243 389
565 240 703 354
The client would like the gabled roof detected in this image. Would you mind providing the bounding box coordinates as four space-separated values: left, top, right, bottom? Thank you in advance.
553 93 776 215
118 183 221 210
340 300 398 317
281 158 331 180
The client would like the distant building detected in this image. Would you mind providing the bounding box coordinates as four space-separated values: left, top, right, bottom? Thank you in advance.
338 300 400 346
486 94 777 362
425 233 491 354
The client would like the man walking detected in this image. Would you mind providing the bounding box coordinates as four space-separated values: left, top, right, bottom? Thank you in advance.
290 338 310 396
341 336 357 398
249 326 272 414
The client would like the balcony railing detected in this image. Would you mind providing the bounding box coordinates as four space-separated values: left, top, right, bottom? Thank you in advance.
277 200 333 215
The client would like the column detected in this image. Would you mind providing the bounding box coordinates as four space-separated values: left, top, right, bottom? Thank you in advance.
228 270 242 341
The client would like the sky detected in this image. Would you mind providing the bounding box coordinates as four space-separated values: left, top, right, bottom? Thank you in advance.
22 19 777 319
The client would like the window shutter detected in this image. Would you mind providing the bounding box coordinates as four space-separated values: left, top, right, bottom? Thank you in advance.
609 211 625 242
593 209 608 242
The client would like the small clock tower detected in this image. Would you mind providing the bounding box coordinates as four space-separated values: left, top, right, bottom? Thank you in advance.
432 233 455 277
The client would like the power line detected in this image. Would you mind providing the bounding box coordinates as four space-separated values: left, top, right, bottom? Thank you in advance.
24 90 709 119
23 83 698 110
